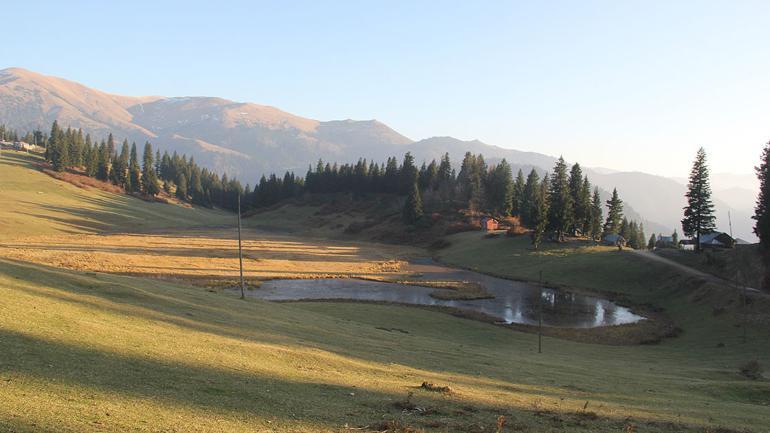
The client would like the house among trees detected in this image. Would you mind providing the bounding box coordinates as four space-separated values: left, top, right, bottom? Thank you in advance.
2 140 36 151
655 234 677 249
480 217 499 231
680 232 735 249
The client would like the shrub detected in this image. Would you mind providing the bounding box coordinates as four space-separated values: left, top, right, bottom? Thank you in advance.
739 360 764 380
420 382 452 394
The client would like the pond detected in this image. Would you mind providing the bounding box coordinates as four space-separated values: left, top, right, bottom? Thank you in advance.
246 259 645 328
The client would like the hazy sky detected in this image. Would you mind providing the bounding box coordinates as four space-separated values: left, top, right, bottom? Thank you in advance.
3 1 769 177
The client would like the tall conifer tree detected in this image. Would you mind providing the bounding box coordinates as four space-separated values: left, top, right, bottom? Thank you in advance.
521 169 540 227
142 142 160 196
548 157 573 241
589 187 603 241
512 169 525 216
682 147 716 252
531 173 550 249
753 141 770 289
604 188 624 235
128 143 141 193
402 182 424 224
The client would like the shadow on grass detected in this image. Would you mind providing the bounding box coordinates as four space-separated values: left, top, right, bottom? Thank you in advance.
1 328 494 431
1 259 764 433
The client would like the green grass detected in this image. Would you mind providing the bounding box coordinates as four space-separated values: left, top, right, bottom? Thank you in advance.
1 156 770 432
655 246 764 289
0 151 231 239
2 258 770 433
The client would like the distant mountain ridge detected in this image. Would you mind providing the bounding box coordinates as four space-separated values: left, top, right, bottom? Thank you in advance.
0 67 758 241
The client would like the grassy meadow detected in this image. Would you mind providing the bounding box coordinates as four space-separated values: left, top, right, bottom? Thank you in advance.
1 150 769 432
0 151 232 239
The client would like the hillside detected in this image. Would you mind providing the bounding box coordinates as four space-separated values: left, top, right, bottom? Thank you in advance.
0 68 412 181
0 151 231 238
0 152 769 432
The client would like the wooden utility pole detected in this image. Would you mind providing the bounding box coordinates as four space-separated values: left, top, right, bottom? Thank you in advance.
237 195 245 299
538 270 543 354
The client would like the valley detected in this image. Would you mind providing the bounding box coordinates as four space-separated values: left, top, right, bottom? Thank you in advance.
1 150 768 432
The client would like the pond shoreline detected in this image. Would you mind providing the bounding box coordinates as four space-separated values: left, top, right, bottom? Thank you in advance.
230 257 680 344
267 297 677 346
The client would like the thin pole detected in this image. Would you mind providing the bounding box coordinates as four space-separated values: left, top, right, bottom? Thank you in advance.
538 270 543 354
742 280 748 344
729 211 748 343
237 195 245 299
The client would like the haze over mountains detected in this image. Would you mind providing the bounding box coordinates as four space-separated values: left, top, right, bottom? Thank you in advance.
0 67 758 241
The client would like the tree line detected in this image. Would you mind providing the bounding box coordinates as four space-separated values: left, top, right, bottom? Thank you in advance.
11 120 649 250
32 121 248 211
0 124 44 144
268 150 648 249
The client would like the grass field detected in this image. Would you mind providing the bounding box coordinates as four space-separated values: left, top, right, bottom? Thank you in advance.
1 151 770 432
437 231 770 343
0 230 414 286
0 151 232 239
3 258 770 433
654 245 764 289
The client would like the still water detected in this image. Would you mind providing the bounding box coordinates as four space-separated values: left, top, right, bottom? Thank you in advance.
248 260 644 328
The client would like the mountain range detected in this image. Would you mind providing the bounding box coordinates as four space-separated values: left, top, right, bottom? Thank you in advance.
0 67 758 241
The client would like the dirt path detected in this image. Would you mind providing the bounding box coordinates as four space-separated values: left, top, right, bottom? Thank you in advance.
632 250 762 294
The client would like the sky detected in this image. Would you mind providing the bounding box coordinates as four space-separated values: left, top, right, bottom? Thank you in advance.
3 0 770 178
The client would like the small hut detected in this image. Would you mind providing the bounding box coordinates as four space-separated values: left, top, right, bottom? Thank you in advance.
480 217 499 231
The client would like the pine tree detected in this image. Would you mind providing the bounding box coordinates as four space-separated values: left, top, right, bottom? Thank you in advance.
512 169 525 216
589 187 603 241
142 142 160 196
753 141 770 289
94 141 108 180
457 152 485 211
578 177 592 235
399 152 418 195
648 233 657 250
128 143 141 193
521 169 540 227
531 173 550 249
487 159 513 216
190 169 204 204
682 147 716 252
402 182 423 224
85 134 98 177
113 140 130 188
626 220 638 248
637 223 646 251
547 157 573 241
106 134 115 159
437 153 453 202
603 188 624 235
48 121 67 171
568 163 588 234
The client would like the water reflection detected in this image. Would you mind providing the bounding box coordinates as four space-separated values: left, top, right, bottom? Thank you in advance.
250 261 644 329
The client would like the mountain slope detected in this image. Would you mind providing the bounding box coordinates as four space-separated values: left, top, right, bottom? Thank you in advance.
0 67 159 138
0 68 412 179
0 67 757 240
